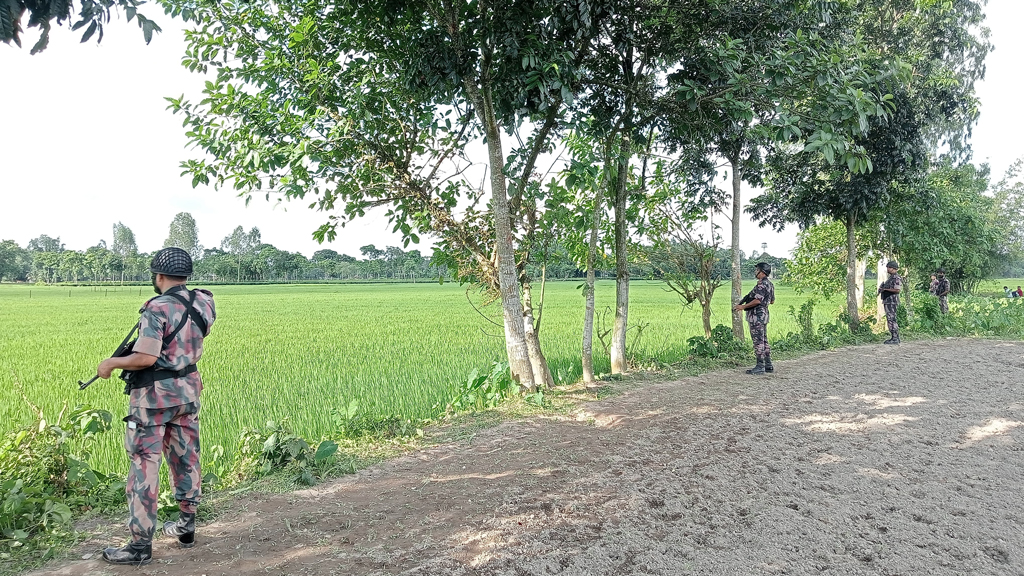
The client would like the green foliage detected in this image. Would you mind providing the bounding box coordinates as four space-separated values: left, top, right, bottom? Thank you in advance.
785 220 872 299
881 160 1002 293
774 300 878 351
912 296 1024 338
446 362 518 414
233 419 339 486
1 0 160 54
687 324 745 359
0 405 123 556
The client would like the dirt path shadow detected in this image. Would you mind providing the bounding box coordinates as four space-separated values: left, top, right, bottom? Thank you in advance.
26 339 1024 575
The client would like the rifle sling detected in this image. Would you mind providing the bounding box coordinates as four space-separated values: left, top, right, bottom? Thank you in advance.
122 289 205 394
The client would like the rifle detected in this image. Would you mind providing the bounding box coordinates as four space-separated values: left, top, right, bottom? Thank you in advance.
738 293 754 306
78 323 140 390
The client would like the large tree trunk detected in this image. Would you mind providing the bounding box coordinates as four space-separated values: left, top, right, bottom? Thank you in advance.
522 280 555 388
729 157 745 340
845 211 860 331
610 132 631 375
466 79 535 391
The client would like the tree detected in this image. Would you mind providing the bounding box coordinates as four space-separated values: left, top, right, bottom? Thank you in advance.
0 240 30 282
163 212 203 260
991 159 1024 271
27 234 63 253
0 0 161 54
165 0 607 390
110 222 137 284
785 219 872 300
220 226 258 282
750 0 990 329
881 160 1002 293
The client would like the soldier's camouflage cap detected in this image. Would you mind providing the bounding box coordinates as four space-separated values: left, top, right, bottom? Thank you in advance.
886 261 899 269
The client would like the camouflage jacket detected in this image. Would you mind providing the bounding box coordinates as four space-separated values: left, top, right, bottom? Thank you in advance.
936 277 951 297
130 285 216 409
880 272 903 303
744 277 775 325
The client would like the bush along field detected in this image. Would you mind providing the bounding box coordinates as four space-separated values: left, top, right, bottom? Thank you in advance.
2 281 1024 566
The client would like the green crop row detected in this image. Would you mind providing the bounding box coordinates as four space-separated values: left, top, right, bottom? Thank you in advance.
0 280 830 474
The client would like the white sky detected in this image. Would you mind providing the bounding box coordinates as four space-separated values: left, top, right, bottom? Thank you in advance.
1 3 1021 258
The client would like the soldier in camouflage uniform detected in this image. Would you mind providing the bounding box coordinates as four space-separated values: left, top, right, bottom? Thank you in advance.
734 262 776 375
878 260 903 344
935 268 951 315
95 247 216 565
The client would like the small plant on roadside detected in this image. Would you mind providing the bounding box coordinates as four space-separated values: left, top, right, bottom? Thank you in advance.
233 419 338 486
0 404 123 559
687 324 745 359
445 361 517 413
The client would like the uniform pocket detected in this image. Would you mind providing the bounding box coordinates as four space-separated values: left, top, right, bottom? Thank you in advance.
123 415 159 457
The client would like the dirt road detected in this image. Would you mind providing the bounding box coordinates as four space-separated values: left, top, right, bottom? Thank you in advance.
27 339 1024 575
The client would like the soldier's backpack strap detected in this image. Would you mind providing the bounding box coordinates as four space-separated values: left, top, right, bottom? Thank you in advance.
162 289 209 338
120 289 206 395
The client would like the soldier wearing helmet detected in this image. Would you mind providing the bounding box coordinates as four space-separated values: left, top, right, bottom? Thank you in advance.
935 268 951 315
95 247 216 565
877 260 903 344
733 262 776 375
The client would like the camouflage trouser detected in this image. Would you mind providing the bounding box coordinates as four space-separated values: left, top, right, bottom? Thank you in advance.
749 321 770 357
938 295 949 315
883 299 899 337
124 401 201 543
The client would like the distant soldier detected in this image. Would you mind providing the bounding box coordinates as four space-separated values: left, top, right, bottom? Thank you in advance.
935 268 951 314
928 274 938 295
734 262 775 375
877 260 903 344
95 247 216 565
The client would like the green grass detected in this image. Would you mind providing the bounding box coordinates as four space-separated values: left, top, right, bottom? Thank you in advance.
0 280 838 474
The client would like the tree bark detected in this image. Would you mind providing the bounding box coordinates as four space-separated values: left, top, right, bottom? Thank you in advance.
701 300 713 338
522 281 555 388
855 257 866 308
845 211 860 331
729 157 745 340
582 154 608 386
610 131 631 375
464 78 535 391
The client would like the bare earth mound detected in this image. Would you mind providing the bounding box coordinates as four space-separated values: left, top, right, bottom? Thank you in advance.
28 339 1024 575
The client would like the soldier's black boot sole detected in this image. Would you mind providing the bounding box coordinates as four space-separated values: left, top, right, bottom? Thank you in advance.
102 542 152 565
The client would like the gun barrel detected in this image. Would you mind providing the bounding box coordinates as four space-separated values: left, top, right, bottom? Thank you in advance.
78 375 99 390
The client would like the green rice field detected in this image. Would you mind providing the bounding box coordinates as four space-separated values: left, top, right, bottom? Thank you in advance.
0 280 835 474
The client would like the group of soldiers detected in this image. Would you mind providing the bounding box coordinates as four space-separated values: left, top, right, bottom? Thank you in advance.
736 260 952 373
89 249 953 564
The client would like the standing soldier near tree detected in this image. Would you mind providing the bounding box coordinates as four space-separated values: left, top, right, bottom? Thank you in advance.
935 268 951 315
94 247 216 565
878 260 903 344
734 262 775 375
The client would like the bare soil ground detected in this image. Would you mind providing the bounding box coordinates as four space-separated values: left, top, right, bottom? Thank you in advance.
25 339 1024 576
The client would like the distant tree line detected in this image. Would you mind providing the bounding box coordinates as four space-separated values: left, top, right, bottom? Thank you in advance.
0 214 452 284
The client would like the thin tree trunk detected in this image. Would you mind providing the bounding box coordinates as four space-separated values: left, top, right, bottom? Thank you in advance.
701 301 713 338
855 257 866 308
466 77 535 390
610 131 631 375
845 211 860 331
729 157 744 340
582 155 607 385
522 281 555 388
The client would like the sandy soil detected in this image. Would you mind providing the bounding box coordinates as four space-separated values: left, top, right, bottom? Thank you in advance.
24 338 1024 576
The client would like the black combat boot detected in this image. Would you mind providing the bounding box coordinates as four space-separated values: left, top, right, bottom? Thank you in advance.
102 540 152 565
764 354 774 373
163 511 196 548
884 331 898 344
746 356 765 375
